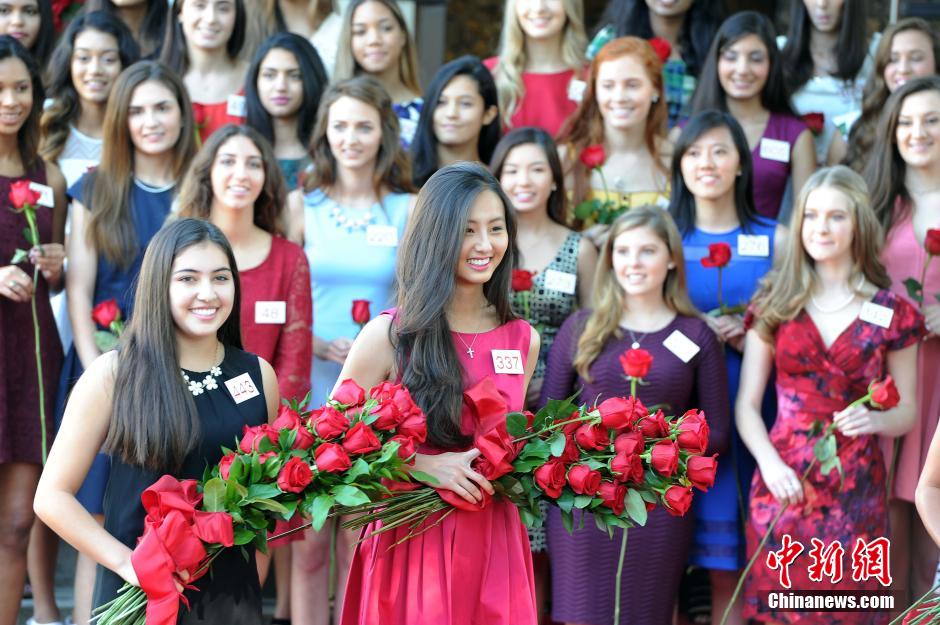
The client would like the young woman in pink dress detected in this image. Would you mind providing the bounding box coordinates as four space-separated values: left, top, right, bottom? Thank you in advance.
334 161 540 625
867 75 940 607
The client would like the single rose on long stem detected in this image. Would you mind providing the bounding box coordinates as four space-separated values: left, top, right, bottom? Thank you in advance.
351 299 371 335
700 242 736 315
511 269 535 321
903 228 940 309
92 299 125 352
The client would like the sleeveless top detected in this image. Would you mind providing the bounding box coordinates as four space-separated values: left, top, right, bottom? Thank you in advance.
58 125 102 188
94 346 267 624
751 112 809 220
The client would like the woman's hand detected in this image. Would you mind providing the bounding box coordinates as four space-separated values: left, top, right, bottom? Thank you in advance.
29 243 65 285
924 303 939 339
412 449 494 505
315 337 354 365
760 455 804 507
704 314 746 351
833 404 881 437
116 552 140 588
0 264 33 302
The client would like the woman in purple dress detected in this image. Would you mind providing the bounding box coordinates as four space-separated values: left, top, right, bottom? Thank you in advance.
540 206 729 625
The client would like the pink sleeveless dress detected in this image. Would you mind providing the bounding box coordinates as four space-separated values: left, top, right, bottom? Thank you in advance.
340 316 537 625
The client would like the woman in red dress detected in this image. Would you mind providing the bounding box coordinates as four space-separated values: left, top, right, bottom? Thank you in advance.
737 165 923 624
334 161 540 625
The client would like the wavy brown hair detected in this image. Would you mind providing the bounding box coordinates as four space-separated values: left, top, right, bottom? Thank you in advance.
177 124 287 235
750 166 890 342
83 61 195 267
558 37 668 207
574 206 696 380
304 76 415 196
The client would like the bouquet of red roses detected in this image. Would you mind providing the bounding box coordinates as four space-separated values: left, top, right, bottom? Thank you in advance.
93 381 429 625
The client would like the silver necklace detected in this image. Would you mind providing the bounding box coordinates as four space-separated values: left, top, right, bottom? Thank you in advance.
627 328 647 350
810 276 865 314
180 344 223 396
454 331 480 359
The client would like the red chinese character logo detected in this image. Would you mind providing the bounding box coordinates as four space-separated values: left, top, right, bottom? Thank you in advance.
766 534 805 588
850 537 892 587
807 538 845 584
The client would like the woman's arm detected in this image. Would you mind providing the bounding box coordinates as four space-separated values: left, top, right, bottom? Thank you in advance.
67 200 102 369
694 323 730 456
271 251 313 402
575 235 598 306
916 418 940 547
33 352 139 586
29 163 68 291
790 129 816 198
285 190 305 245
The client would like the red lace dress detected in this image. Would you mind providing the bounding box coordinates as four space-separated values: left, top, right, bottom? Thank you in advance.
742 290 924 624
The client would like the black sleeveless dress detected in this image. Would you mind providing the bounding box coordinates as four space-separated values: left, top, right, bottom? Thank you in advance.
94 346 267 624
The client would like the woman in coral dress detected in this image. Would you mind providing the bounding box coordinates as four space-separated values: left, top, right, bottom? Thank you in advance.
335 162 540 625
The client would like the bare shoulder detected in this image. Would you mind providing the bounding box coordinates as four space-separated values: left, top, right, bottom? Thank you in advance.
44 161 67 193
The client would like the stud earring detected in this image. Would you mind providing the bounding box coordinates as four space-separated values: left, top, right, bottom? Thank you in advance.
652 94 660 104
551 184 557 191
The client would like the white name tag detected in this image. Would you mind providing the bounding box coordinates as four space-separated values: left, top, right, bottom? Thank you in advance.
737 234 770 257
491 349 524 375
224 372 261 404
227 94 247 117
759 138 790 163
255 301 286 324
663 330 700 363
567 79 587 102
543 269 577 295
29 182 54 207
365 224 398 247
859 301 894 329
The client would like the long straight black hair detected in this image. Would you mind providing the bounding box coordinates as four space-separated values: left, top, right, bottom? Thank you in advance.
105 218 242 472
411 55 500 188
244 32 328 151
668 110 760 236
690 11 795 117
781 0 869 93
489 126 567 227
394 162 517 448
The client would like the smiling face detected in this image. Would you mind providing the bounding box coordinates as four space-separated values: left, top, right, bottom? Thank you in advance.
895 89 940 169
884 30 937 93
800 186 854 265
679 125 740 204
0 0 40 50
595 54 656 131
456 189 509 286
351 1 406 76
433 74 495 149
0 56 31 136
514 0 566 42
169 241 235 340
127 80 183 156
71 29 123 106
611 225 673 298
257 47 303 119
210 135 265 212
179 0 236 52
499 142 554 215
717 34 770 102
802 0 844 34
326 95 382 171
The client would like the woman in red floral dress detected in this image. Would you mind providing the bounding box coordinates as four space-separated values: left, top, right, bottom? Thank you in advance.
737 166 924 624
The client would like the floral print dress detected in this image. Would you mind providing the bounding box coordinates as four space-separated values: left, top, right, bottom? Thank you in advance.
742 290 923 624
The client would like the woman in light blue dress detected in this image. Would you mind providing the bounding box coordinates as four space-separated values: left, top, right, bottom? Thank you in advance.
286 75 415 624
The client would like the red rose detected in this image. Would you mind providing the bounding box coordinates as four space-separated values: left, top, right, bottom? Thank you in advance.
926 229 940 257
598 481 627 516
619 348 654 379
559 435 580 464
342 421 382 455
636 409 668 438
566 464 601 496
8 179 40 211
333 379 366 407
575 422 610 450
370 402 403 431
869 376 900 410
676 411 709 455
277 457 313 493
700 242 732 269
800 112 825 135
91 298 121 328
687 454 718 491
598 396 645 430
292 425 315 450
474 427 519 480
351 299 371 325
650 440 679 477
614 431 645 456
313 406 350 440
272 404 301 430
511 269 534 292
390 434 416 461
534 459 567 498
610 451 644 484
239 424 278 453
647 37 671 64
579 144 606 169
314 442 352 473
258 451 276 464
219 453 237 480
192 103 207 127
397 413 428 444
555 410 582 436
663 485 693 517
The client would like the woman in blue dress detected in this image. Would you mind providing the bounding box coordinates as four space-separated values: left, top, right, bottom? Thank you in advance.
669 110 784 625
286 75 415 625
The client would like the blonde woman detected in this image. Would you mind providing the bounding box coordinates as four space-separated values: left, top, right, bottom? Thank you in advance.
484 0 587 136
334 0 422 147
737 166 922 624
539 206 729 625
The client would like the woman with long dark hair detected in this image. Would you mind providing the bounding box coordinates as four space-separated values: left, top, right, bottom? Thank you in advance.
35 218 279 623
687 11 814 221
82 0 168 58
411 55 500 188
244 32 328 189
0 0 53 70
338 161 540 625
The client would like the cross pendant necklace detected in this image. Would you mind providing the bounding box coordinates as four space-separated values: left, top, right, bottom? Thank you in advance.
455 332 480 359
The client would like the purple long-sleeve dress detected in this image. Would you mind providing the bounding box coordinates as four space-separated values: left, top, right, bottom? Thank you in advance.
540 309 730 625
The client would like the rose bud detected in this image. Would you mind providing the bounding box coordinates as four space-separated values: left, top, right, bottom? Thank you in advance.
239 424 278 453
598 396 641 430
566 464 602 496
292 424 316 450
575 422 610 451
618 348 653 379
351 299 371 325
272 404 302 430
925 228 940 257
555 410 582 436
511 269 535 292
663 485 693 517
676 413 709 455
650 440 679 477
700 242 732 269
258 451 276 464
91 298 121 328
219 453 237 480
342 421 382 455
314 443 352 473
598 481 627 516
390 435 416 462
869 376 900 410
610 451 644 484
370 401 403 431
313 406 350 440
332 379 366 407
277 457 313 493
636 409 668 438
560 435 580 464
687 454 718 491
397 413 428 444
534 459 567 498
614 431 645 456
579 144 606 169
